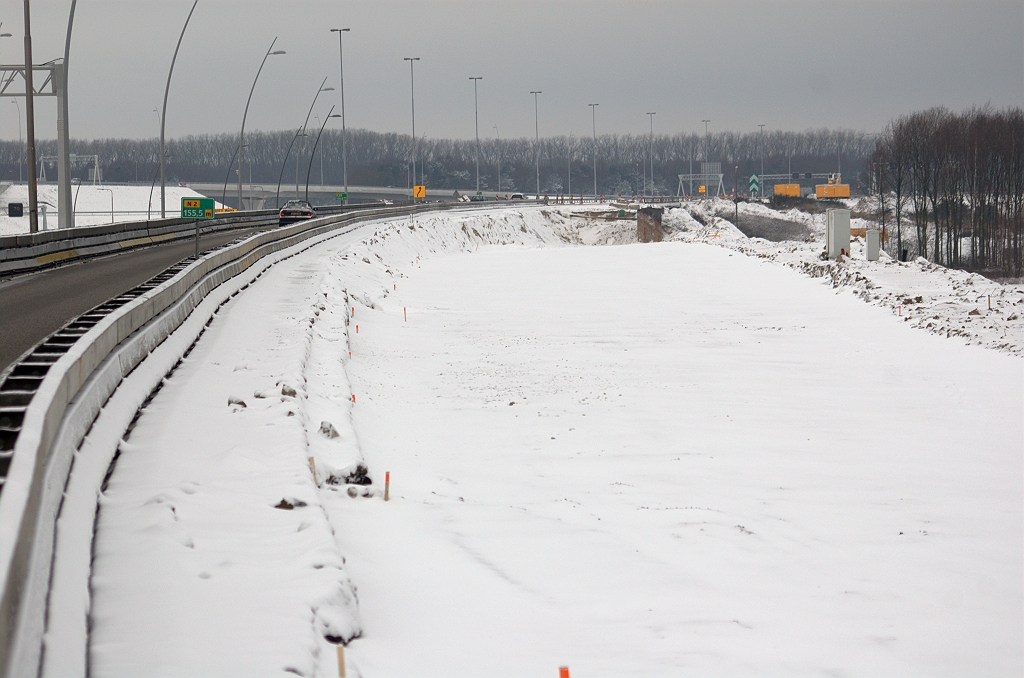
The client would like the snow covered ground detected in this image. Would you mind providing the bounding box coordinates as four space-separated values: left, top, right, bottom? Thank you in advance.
0 183 222 236
72 205 1021 676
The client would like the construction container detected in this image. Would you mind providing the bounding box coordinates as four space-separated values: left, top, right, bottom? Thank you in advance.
816 184 851 198
774 183 801 198
827 208 851 259
866 229 880 261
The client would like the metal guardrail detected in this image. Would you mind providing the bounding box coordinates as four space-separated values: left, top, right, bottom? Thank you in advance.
0 200 525 678
0 202 395 277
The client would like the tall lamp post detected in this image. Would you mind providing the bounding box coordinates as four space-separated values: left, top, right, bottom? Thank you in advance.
404 57 420 201
493 125 500 195
23 0 39 232
530 90 541 197
330 28 349 203
11 100 21 181
469 76 482 194
276 78 332 208
229 38 285 211
647 112 656 199
758 123 765 197
159 0 198 218
296 78 333 199
588 103 598 198
702 119 711 164
305 109 340 201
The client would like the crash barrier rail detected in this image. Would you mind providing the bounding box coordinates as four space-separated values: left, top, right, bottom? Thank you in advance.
0 200 528 678
0 202 391 278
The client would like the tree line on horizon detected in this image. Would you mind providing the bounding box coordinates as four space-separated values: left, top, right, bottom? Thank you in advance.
0 127 874 199
869 106 1023 277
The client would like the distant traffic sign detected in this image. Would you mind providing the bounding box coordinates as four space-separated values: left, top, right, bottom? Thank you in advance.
181 197 215 219
698 185 706 194
336 193 347 201
749 174 760 194
413 185 426 199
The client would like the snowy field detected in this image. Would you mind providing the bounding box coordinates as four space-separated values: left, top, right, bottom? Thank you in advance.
64 206 1021 677
0 183 221 236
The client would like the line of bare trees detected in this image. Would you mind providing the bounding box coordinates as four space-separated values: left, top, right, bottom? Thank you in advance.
0 127 874 198
870 106 1024 277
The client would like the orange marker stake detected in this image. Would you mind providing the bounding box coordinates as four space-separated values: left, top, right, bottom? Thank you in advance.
356 324 359 333
384 471 390 501
898 305 902 316
394 283 396 290
351 393 356 403
351 306 355 316
559 667 570 678
348 351 352 358
404 307 407 322
336 645 346 677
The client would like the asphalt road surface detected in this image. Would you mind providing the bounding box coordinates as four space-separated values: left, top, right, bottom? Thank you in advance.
0 225 276 375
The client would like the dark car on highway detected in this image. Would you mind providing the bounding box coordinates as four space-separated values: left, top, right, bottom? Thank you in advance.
279 200 316 226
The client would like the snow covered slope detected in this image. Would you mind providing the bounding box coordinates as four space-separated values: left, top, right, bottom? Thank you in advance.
81 206 1021 677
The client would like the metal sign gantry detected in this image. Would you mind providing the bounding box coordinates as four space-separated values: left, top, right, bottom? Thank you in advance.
0 60 73 229
676 172 725 197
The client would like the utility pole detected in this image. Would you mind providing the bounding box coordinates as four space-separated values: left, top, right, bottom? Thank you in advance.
23 0 38 232
470 77 482 194
530 90 541 197
588 103 598 198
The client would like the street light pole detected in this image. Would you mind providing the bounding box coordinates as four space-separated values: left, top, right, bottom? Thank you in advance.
758 123 765 196
702 119 711 164
160 0 198 219
530 90 541 197
404 57 420 201
295 78 333 199
234 38 285 211
493 125 500 195
330 28 349 203
588 103 598 198
305 110 340 202
23 0 38 232
647 112 656 199
11 100 21 182
469 76 482 194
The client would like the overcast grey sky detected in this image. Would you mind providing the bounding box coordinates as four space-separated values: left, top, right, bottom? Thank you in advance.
2 0 1022 142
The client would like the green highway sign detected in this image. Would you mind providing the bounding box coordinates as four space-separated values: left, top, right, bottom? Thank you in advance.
749 174 760 194
336 193 347 201
181 197 215 219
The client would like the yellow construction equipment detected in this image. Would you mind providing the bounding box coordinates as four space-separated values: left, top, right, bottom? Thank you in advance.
774 183 801 198
816 184 850 198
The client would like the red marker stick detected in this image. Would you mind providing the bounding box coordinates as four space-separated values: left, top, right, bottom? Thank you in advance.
384 472 391 502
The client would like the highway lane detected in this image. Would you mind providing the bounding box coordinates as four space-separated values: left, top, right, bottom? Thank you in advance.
0 225 278 375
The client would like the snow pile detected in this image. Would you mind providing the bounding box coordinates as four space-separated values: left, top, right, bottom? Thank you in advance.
0 183 223 236
663 202 1024 355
